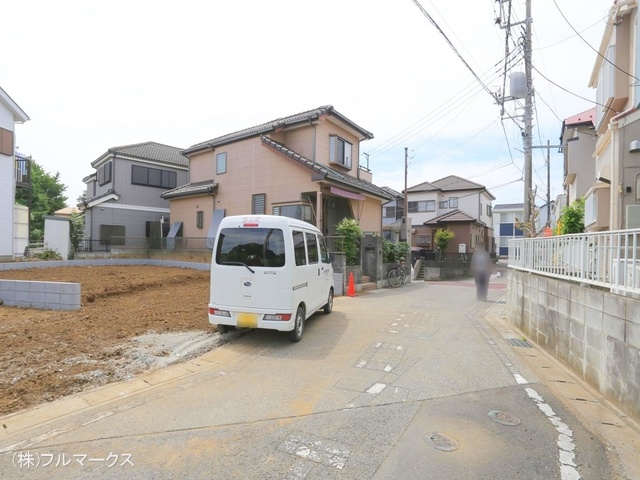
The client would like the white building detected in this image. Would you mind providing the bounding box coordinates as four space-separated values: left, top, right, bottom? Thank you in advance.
0 86 29 261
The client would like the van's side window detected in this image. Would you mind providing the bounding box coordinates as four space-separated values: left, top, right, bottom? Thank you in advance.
292 231 307 266
319 236 330 263
306 233 318 264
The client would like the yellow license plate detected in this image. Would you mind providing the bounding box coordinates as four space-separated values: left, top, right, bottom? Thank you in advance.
237 313 258 328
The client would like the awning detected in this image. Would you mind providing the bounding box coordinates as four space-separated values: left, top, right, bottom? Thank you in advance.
329 186 365 201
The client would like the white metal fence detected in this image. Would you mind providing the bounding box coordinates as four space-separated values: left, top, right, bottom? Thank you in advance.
508 228 640 296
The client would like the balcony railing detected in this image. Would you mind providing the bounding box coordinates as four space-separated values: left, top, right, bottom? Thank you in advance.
508 228 640 295
15 156 29 187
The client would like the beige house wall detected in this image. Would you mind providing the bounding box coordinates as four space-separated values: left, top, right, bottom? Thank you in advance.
354 196 383 235
169 195 216 239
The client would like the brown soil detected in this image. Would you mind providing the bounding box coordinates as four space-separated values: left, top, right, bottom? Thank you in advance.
0 265 217 417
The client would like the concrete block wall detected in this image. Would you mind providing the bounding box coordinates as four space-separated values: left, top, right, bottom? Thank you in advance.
507 269 640 423
0 279 80 310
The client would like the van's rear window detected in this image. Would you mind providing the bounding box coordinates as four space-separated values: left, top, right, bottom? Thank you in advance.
216 228 286 267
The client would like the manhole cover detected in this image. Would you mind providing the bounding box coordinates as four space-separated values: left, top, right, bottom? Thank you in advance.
425 432 459 452
488 410 521 426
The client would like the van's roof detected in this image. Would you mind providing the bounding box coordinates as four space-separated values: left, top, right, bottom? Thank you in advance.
219 215 321 232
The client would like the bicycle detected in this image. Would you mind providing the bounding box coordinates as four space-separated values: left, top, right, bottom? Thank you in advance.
388 261 408 288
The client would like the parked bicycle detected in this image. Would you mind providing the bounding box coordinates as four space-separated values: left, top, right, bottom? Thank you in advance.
388 260 408 288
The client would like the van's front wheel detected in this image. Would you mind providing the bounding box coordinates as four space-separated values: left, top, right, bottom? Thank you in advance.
290 305 305 342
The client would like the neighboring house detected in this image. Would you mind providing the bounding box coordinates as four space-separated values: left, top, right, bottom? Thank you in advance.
0 86 30 261
405 175 495 253
536 200 557 233
79 142 188 246
561 108 596 205
53 207 81 218
381 186 404 240
588 0 640 231
493 203 524 257
162 105 391 240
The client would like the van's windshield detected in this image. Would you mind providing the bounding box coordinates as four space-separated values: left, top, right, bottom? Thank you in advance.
216 228 286 267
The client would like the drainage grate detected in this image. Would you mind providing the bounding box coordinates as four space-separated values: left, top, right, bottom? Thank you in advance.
507 338 532 348
425 432 459 452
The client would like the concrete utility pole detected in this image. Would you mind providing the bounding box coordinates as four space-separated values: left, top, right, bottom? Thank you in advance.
523 0 533 235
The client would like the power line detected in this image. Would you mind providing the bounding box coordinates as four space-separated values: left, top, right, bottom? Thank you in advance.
553 0 640 85
411 0 496 99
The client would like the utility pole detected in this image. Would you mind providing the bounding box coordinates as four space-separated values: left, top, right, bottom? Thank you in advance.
523 0 533 235
404 147 408 220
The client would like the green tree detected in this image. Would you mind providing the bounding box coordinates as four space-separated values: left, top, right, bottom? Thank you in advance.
434 228 455 256
336 218 362 266
558 198 585 235
69 212 85 258
15 159 68 242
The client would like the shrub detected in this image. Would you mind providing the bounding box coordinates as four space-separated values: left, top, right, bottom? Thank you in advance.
558 198 585 235
35 249 63 261
434 228 455 252
336 218 362 266
383 239 409 263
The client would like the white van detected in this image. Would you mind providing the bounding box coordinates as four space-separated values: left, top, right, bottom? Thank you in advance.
208 215 334 342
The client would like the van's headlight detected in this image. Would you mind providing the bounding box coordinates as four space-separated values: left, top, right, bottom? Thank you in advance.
263 313 292 321
209 307 231 317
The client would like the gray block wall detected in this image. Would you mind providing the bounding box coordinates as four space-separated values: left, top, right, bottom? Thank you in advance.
0 280 80 310
507 269 640 423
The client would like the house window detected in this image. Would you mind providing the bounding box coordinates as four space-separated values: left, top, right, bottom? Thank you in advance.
131 165 177 189
273 204 313 223
0 127 13 156
252 193 266 214
329 135 352 169
384 206 396 218
487 204 492 217
439 201 448 209
449 197 458 208
196 210 204 229
408 201 433 213
216 152 227 174
100 224 125 246
97 162 112 186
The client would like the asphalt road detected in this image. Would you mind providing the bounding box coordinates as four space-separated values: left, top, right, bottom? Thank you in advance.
0 274 630 479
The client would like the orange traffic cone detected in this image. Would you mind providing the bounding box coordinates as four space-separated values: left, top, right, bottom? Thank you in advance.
347 272 356 297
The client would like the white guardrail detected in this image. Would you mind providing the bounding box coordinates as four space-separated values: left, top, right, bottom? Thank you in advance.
508 228 640 296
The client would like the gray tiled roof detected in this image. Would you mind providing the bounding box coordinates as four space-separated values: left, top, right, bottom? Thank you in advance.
431 175 485 191
92 141 188 167
185 105 374 154
381 186 403 197
406 181 439 193
493 203 525 211
160 180 217 199
423 209 484 226
261 137 392 201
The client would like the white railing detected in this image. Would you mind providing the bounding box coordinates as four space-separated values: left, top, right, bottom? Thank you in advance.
508 228 640 295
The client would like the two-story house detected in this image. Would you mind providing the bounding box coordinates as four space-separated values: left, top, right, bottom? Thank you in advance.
406 175 495 254
80 142 188 247
0 86 30 261
588 0 640 231
161 105 391 240
561 108 597 205
381 186 404 241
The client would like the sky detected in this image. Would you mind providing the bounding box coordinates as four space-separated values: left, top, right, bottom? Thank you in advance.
2 0 614 208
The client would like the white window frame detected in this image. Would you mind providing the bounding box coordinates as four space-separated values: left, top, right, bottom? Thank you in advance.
329 135 352 169
216 152 227 175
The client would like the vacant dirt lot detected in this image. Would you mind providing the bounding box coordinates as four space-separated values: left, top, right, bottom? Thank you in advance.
0 265 220 417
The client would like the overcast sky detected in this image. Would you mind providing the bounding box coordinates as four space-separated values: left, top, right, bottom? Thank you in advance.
2 0 613 208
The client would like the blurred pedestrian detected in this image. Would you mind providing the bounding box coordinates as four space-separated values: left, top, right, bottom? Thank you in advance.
471 243 493 301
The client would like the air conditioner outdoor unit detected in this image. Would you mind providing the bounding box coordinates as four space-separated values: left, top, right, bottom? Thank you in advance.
626 204 640 229
411 229 417 234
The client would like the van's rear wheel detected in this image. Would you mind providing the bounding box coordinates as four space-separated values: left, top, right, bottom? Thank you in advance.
323 289 334 314
217 324 230 334
290 305 305 342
